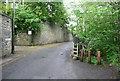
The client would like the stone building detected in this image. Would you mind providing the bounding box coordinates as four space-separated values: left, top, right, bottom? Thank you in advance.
0 13 12 57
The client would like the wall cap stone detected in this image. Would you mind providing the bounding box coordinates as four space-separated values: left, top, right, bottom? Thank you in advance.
0 13 12 20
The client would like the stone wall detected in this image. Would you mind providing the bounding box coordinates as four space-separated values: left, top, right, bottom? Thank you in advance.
15 33 32 46
15 24 72 46
0 14 2 57
0 13 12 56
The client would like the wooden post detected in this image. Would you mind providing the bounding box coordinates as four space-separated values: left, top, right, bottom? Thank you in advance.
88 51 91 63
97 51 101 64
80 49 84 62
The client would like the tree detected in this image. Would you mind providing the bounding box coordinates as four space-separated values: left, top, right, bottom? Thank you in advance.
15 2 69 34
69 2 120 66
0 2 13 17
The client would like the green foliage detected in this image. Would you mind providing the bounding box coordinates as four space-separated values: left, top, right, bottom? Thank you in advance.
0 2 13 17
76 56 80 60
91 56 98 65
69 2 120 66
84 57 88 63
15 2 69 34
15 6 42 33
1 2 69 34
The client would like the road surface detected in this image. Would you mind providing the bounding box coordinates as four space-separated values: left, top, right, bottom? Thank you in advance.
2 42 118 79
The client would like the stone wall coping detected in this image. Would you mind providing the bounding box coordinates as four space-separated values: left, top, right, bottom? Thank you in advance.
0 13 12 20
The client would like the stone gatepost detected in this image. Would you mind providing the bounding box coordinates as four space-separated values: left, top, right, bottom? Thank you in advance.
0 13 12 57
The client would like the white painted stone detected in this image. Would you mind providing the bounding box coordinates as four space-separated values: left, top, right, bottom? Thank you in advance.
5 38 11 41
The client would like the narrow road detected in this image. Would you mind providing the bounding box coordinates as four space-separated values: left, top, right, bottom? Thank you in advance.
3 42 118 79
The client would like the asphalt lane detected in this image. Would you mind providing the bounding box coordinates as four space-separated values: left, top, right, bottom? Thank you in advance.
2 42 118 79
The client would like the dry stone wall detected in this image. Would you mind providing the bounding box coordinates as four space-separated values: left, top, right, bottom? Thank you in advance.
0 13 12 56
15 24 72 46
0 14 2 57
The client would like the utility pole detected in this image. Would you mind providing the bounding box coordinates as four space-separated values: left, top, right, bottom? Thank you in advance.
11 0 15 54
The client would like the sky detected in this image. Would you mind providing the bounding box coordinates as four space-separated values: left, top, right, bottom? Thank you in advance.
63 1 78 26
